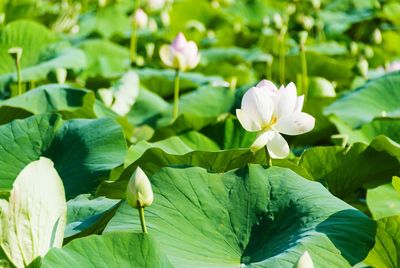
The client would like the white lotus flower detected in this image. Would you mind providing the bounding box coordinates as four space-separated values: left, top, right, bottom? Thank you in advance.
236 80 315 158
159 32 200 71
126 167 154 208
134 9 148 29
295 251 314 268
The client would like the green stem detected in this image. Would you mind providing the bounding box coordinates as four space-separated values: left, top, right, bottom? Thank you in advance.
279 32 286 85
300 45 308 101
173 69 180 120
15 59 22 95
138 206 147 233
130 20 138 65
129 0 141 65
264 146 272 167
266 61 272 80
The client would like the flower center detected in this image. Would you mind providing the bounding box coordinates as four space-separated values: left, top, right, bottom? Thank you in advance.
261 116 277 130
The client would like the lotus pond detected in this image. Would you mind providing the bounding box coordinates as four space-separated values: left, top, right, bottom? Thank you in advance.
0 0 400 267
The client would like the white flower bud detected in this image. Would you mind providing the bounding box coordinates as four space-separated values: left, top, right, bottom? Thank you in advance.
295 251 314 268
273 13 283 29
8 47 23 63
357 57 369 78
134 9 148 29
55 68 67 84
126 167 154 208
159 32 201 71
373 28 382 45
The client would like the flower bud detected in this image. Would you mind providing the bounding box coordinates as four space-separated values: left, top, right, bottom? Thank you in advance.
55 68 67 84
273 13 283 30
364 46 374 59
126 167 154 208
145 42 155 59
8 47 23 63
311 0 321 10
372 28 382 45
350 42 358 56
357 57 369 78
161 11 170 27
286 3 296 15
134 9 148 29
0 13 5 25
302 15 314 31
159 32 201 71
98 0 107 7
295 251 314 268
299 31 308 47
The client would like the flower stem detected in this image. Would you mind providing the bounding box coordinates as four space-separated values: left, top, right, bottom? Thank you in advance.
130 19 138 65
300 44 308 101
129 0 141 65
266 60 272 81
138 206 147 233
264 146 272 167
278 30 286 85
173 69 180 120
14 57 22 95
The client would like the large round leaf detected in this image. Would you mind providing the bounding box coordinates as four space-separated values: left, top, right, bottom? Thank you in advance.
103 165 375 267
41 232 173 268
0 20 86 88
298 139 400 203
96 133 265 198
367 184 400 220
136 68 225 98
364 216 400 268
0 114 127 198
325 72 400 128
151 86 236 140
0 84 96 125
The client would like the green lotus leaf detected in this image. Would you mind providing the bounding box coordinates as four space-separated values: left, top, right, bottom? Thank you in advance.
364 216 400 268
79 39 130 80
96 133 264 199
325 72 400 128
330 116 400 144
151 86 235 140
41 232 173 268
78 4 131 39
393 176 400 193
136 68 226 98
367 184 400 220
65 194 120 240
298 138 400 202
0 84 96 125
0 20 86 89
102 165 375 267
0 114 127 199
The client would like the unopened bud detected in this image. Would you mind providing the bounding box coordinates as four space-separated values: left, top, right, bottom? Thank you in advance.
295 251 314 268
372 28 382 45
126 167 154 208
55 68 67 84
357 57 369 78
273 13 283 30
8 47 23 63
